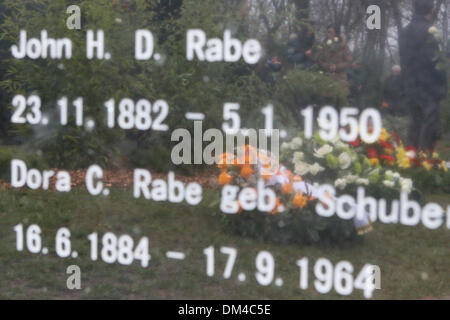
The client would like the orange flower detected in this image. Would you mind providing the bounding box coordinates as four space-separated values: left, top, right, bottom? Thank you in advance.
218 172 233 185
257 152 269 165
293 192 308 208
281 183 294 194
261 170 273 182
235 201 243 214
234 145 257 167
270 197 281 215
244 144 256 153
236 154 254 167
241 165 254 179
217 153 235 169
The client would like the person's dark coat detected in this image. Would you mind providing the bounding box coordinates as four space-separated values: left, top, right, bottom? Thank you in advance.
399 15 447 103
286 28 315 69
383 74 407 115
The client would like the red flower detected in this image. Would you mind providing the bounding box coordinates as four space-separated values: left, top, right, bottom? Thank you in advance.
380 154 395 165
405 146 420 167
380 155 394 161
350 138 360 147
406 146 417 158
379 140 394 150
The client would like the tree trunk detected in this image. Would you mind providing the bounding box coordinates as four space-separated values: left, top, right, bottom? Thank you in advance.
444 0 449 52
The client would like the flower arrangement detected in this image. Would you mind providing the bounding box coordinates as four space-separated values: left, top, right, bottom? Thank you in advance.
281 133 413 195
352 128 447 172
217 144 316 215
349 128 449 194
216 144 361 244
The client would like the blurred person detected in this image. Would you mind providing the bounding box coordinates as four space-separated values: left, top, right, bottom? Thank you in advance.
399 0 447 151
347 60 367 108
382 65 407 116
286 24 315 69
316 25 353 95
255 54 282 86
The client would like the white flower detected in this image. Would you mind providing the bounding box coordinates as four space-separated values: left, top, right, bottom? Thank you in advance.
356 178 369 186
329 136 340 144
400 178 413 193
392 172 401 179
314 144 333 158
406 150 416 158
295 161 310 175
344 174 358 183
428 26 438 34
115 18 123 24
428 26 442 41
293 152 304 163
290 137 303 149
334 37 339 43
385 170 394 177
383 180 395 188
309 163 325 176
281 142 290 151
327 39 333 46
338 152 352 170
335 141 347 150
335 179 347 190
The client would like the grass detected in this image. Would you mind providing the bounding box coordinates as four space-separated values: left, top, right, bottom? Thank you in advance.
0 187 449 300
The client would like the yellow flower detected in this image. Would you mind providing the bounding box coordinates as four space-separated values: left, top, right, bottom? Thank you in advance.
419 151 428 159
441 161 448 172
422 161 433 171
432 152 439 159
396 146 411 169
378 128 390 142
398 158 411 169
370 158 380 167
